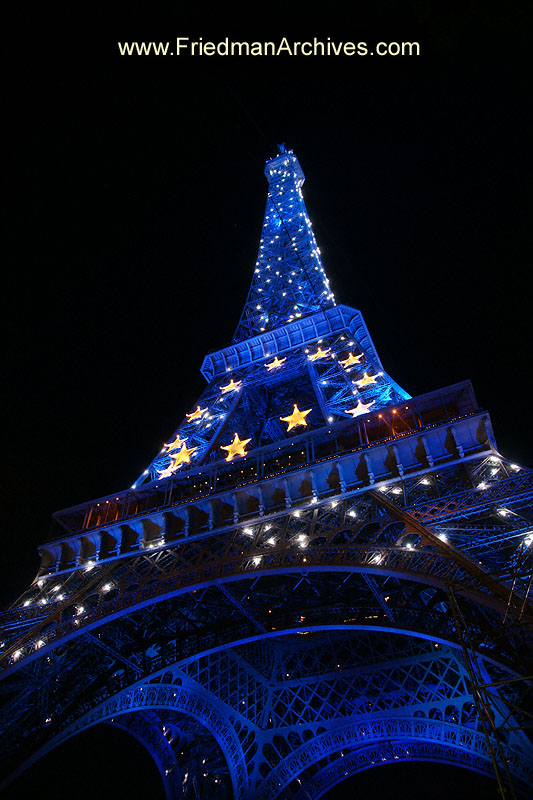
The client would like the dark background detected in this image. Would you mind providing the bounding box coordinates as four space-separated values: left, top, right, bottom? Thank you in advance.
3 4 530 798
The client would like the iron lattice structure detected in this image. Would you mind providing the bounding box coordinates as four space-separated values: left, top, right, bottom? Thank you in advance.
1 147 532 800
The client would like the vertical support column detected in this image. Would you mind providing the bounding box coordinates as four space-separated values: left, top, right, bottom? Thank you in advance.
391 445 405 478
336 461 347 493
68 538 82 567
283 478 292 508
257 487 265 516
421 435 435 467
232 493 240 524
363 453 375 485
310 469 319 502
111 528 124 557
85 532 102 562
130 522 143 550
448 426 464 459
182 507 190 537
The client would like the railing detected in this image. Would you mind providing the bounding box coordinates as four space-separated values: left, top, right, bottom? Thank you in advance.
49 382 481 538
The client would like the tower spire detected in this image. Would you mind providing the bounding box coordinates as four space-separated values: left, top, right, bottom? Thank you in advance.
233 146 335 342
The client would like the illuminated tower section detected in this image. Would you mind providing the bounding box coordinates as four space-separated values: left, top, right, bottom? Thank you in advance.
130 147 409 487
234 145 335 341
0 147 531 800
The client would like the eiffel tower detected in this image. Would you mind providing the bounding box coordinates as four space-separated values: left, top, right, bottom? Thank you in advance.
1 146 532 799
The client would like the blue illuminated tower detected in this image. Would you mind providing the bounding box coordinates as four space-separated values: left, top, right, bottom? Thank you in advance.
1 146 532 799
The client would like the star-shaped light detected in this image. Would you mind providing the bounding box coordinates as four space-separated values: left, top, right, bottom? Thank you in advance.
220 378 243 394
165 433 188 452
221 433 251 462
346 400 375 418
355 372 379 388
169 443 197 469
339 352 363 369
186 406 208 422
308 347 331 361
265 356 287 371
157 443 197 478
280 404 312 431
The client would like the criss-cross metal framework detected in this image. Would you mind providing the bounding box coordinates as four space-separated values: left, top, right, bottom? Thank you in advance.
1 148 532 799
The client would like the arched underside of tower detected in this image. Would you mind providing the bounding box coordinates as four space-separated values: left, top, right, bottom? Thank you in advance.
1 492 532 797
1 601 531 799
2 149 532 799
1 685 505 800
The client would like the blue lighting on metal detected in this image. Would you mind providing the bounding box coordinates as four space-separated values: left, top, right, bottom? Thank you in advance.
0 147 532 799
234 146 335 341
134 148 410 487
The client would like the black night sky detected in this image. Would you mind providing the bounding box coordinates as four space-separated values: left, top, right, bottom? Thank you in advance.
3 4 531 798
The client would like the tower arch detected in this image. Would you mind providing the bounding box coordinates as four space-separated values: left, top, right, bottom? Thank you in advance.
1 147 531 800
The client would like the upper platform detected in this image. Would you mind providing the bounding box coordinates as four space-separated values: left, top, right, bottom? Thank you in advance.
232 146 336 342
204 305 386 380
130 148 412 487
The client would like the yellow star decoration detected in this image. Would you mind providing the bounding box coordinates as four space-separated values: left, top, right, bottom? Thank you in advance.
186 406 208 422
220 378 243 394
308 347 331 362
280 404 312 431
339 352 363 369
170 444 198 469
346 400 374 418
221 433 251 462
265 356 287 371
165 433 188 452
355 372 379 388
157 444 197 477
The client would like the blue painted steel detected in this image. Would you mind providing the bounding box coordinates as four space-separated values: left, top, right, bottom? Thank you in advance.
0 147 532 800
234 147 335 341
135 150 412 488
